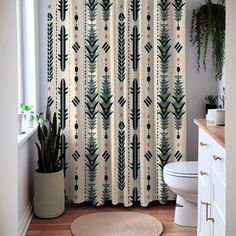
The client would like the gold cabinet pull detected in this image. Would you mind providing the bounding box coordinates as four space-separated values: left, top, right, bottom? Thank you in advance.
199 170 208 176
200 142 207 147
201 201 215 223
213 155 222 161
201 201 209 221
207 217 215 222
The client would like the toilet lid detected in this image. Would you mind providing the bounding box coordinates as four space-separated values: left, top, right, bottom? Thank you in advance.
164 161 198 176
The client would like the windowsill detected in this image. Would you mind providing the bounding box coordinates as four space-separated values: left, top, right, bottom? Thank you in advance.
18 126 37 146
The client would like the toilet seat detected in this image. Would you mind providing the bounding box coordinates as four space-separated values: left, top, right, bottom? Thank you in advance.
164 161 198 178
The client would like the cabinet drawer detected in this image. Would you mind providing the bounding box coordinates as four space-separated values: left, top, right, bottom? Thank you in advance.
198 129 211 174
198 179 211 236
212 167 226 222
212 140 226 182
212 203 225 236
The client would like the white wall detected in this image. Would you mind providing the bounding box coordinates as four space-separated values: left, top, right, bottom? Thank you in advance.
0 1 39 235
0 0 19 235
186 0 219 161
226 1 236 235
18 134 37 235
16 1 45 234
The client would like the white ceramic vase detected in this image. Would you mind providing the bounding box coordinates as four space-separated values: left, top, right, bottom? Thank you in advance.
27 113 34 128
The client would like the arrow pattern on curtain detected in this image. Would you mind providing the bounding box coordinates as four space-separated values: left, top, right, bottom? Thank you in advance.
47 0 186 207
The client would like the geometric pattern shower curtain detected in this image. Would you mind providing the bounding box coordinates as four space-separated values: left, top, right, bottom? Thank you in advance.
47 0 186 207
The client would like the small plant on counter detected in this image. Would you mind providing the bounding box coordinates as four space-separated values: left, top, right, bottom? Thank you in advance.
205 95 218 106
205 95 218 114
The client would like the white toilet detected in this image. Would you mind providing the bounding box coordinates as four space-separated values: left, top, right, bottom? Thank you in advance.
164 161 198 227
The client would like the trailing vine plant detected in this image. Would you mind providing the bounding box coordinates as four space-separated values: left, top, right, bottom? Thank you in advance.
190 0 225 80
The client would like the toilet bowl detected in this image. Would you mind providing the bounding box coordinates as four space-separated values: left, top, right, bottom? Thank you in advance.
164 161 198 227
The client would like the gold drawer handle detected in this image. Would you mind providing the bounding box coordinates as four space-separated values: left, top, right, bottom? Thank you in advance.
200 170 208 176
213 155 222 161
201 201 215 223
200 142 207 147
207 217 215 223
201 201 208 206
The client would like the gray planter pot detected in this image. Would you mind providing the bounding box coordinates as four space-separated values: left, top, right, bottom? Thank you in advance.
34 169 65 218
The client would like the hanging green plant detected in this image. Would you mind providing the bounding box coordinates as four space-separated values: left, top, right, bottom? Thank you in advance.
190 0 225 80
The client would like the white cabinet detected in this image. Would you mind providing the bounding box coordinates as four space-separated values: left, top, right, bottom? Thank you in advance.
197 128 226 236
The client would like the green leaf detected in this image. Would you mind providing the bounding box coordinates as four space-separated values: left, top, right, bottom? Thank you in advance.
37 125 46 145
43 124 48 137
46 105 51 122
20 103 25 109
24 105 30 111
35 109 61 173
35 142 45 172
52 113 57 136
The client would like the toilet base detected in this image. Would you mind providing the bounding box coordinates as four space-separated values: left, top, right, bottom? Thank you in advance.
174 195 197 227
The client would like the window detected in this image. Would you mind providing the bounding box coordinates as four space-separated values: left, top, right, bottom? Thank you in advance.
17 0 37 111
17 0 38 142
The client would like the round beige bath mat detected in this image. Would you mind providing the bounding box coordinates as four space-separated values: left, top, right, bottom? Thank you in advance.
71 212 163 236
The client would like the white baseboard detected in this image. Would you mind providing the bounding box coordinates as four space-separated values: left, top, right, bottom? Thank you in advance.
18 201 33 236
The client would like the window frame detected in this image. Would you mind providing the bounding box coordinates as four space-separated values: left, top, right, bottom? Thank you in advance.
17 0 38 113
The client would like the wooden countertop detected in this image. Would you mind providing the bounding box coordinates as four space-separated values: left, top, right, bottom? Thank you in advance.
194 119 225 148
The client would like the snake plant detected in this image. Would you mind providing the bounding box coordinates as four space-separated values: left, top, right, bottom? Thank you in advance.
35 106 61 173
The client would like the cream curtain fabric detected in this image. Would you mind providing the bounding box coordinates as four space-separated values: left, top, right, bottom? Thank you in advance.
48 0 186 206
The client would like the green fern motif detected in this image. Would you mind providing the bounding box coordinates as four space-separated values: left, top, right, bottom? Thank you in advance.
100 67 113 139
85 73 99 130
157 0 171 205
100 0 113 30
157 78 171 131
157 132 171 169
172 67 185 139
159 170 169 204
157 132 171 204
85 26 99 74
101 175 111 203
85 0 99 205
158 0 170 22
86 0 98 22
172 0 185 30
85 132 99 205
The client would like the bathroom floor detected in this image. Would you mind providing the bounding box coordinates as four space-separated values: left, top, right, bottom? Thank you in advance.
26 201 197 236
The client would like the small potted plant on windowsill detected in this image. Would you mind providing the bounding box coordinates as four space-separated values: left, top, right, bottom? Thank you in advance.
34 106 64 218
205 95 218 115
19 103 35 128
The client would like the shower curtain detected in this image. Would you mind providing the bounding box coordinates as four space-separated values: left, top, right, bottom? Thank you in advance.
47 0 186 206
